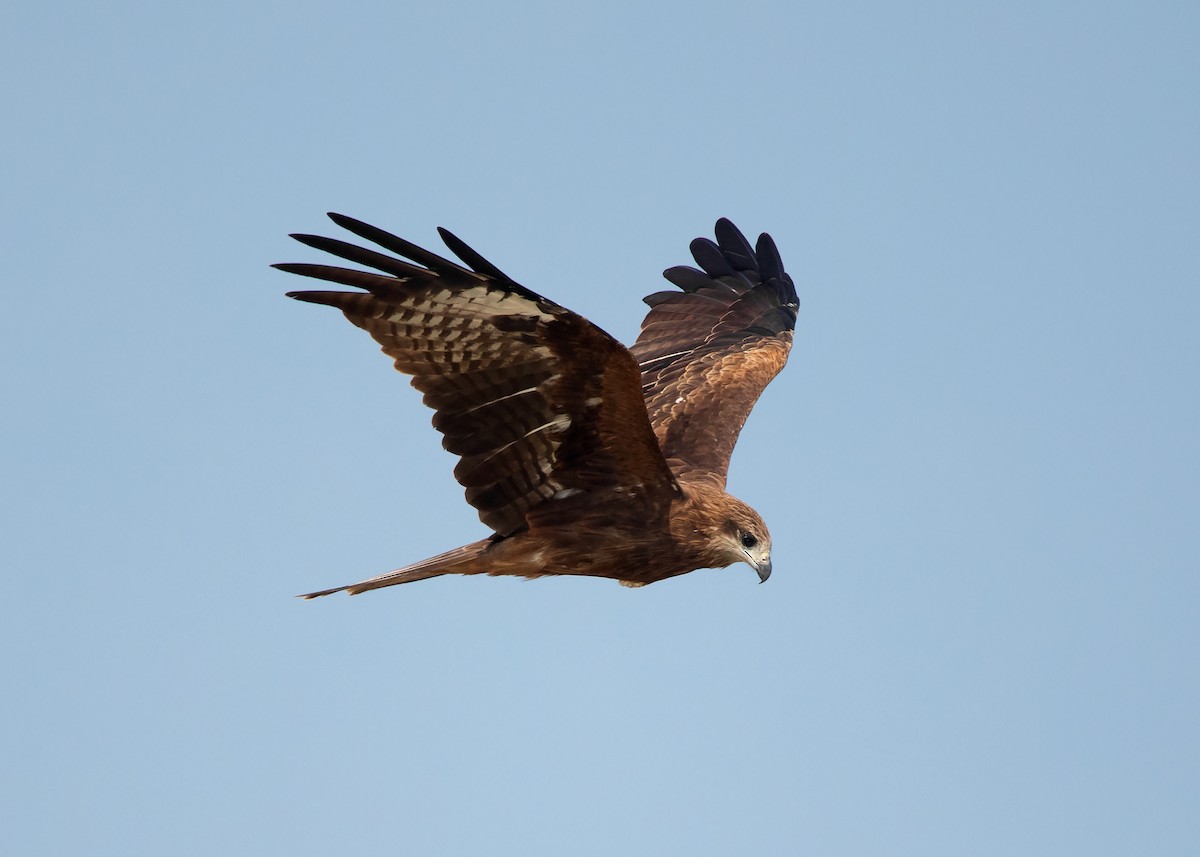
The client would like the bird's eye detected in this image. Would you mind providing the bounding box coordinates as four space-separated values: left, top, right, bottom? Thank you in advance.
740 532 758 549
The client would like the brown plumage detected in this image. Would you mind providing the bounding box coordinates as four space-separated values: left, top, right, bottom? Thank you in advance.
276 214 798 597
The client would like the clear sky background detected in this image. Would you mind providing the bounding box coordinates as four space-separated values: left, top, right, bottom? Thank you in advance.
3 2 1197 854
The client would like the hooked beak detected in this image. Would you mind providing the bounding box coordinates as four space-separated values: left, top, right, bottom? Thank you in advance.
754 557 772 583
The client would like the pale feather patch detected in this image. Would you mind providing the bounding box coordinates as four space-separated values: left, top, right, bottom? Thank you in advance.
449 384 542 416
459 286 555 321
638 348 694 367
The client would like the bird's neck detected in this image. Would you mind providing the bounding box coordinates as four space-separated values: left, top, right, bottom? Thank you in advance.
669 475 738 569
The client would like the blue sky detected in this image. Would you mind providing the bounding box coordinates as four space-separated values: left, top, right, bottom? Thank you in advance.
3 1 1197 854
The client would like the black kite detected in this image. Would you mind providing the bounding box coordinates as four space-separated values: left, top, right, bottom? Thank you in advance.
276 215 798 597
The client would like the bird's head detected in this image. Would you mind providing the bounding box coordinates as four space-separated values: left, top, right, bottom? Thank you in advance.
720 497 773 583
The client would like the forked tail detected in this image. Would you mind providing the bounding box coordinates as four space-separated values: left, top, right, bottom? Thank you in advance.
298 538 494 599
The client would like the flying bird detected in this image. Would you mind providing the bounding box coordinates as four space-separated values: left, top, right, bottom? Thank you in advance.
276 214 798 597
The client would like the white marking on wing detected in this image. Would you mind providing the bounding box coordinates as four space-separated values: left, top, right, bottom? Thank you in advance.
466 415 572 472
461 287 555 321
638 349 693 366
449 385 541 416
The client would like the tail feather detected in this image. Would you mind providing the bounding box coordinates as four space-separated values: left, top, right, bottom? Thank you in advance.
298 538 494 599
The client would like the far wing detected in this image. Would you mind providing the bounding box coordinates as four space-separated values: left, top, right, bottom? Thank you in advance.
276 214 678 536
630 219 798 485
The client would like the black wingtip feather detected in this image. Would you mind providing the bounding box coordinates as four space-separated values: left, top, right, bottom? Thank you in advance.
713 219 757 271
285 290 352 307
437 226 513 281
660 220 794 300
325 213 473 278
754 233 785 284
689 237 737 279
326 211 363 231
662 265 716 292
287 232 428 279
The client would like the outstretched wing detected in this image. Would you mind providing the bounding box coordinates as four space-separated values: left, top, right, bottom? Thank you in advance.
276 213 678 536
630 218 798 485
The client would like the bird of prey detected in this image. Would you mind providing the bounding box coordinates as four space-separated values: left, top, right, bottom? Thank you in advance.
276 214 798 598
